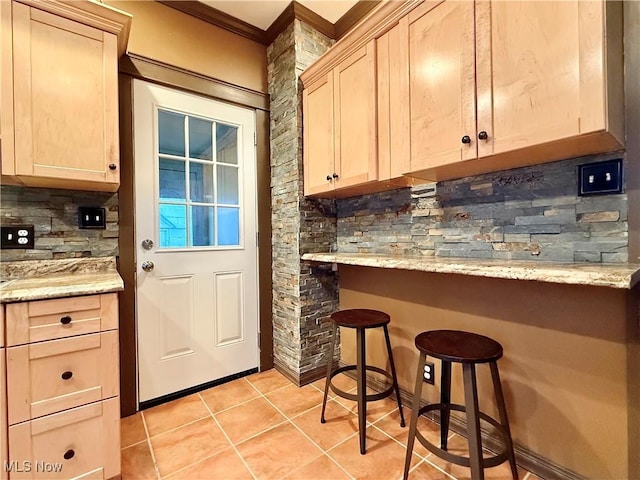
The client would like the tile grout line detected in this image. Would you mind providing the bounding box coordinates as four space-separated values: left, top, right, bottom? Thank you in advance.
144 413 212 440
257 384 357 480
198 392 260 480
140 411 162 480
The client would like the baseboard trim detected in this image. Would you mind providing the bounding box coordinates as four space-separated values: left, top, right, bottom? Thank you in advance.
338 361 585 480
274 358 336 386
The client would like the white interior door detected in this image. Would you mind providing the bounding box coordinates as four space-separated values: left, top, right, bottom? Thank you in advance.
133 80 258 403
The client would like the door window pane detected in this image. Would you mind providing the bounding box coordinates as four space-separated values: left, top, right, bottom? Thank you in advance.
159 158 186 201
158 110 185 157
218 207 239 246
159 204 187 248
216 123 238 165
217 165 239 205
190 162 215 202
191 206 215 246
189 117 213 160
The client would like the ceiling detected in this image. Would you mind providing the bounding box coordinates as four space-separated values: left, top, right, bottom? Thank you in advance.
198 0 359 30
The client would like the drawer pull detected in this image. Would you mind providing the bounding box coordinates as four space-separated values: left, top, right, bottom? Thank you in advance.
63 449 75 460
60 315 72 325
61 371 73 380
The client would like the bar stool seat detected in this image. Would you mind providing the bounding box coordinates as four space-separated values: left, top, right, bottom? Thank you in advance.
403 330 518 480
320 309 405 454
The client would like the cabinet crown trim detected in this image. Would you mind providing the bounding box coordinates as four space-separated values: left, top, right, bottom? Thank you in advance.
300 0 421 87
15 0 132 55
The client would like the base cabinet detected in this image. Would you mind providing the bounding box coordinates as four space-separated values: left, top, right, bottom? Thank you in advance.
1 305 6 480
7 398 120 480
2 293 120 480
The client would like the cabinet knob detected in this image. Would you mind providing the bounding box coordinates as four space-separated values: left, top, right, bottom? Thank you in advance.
478 131 488 140
326 175 332 181
60 315 72 325
108 163 117 170
332 173 339 179
461 135 471 144
63 450 75 460
61 371 73 380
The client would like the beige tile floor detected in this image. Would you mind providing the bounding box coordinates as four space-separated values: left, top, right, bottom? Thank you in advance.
121 369 541 480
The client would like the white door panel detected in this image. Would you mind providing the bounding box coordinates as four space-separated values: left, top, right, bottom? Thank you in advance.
134 80 258 402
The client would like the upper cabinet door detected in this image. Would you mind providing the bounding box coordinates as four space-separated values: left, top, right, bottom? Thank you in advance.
303 71 335 196
409 1 476 173
12 3 119 186
333 41 377 190
476 1 607 158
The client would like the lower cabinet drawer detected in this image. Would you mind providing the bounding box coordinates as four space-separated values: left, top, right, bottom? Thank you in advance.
7 397 120 480
7 331 119 425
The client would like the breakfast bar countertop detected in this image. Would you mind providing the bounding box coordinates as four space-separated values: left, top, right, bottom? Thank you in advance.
0 257 124 303
301 252 640 289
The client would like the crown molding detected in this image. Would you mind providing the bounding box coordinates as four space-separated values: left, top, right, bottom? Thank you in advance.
157 0 377 46
157 0 265 44
335 0 381 39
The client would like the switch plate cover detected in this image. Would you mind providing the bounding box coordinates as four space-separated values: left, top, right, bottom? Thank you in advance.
78 207 106 229
1 225 35 249
578 159 623 196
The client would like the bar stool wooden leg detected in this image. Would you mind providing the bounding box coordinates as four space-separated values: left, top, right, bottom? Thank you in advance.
320 322 338 424
440 360 452 451
356 328 367 454
383 325 405 428
490 362 519 480
462 363 484 480
403 352 426 480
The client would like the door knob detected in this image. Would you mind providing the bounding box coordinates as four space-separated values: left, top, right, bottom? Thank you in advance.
141 261 154 272
461 135 471 144
108 163 117 170
332 173 339 179
478 131 489 140
326 175 332 181
142 239 154 250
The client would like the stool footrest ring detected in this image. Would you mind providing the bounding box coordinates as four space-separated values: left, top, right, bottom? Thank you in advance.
416 403 510 469
329 365 395 402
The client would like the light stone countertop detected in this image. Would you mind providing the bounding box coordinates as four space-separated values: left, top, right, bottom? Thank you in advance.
1 257 124 303
301 252 640 289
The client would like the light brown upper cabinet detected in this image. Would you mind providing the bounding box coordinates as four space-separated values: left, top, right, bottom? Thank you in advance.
408 0 624 181
303 41 378 196
0 0 131 192
301 1 419 198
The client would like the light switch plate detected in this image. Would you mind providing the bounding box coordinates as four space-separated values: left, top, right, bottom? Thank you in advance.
578 159 623 196
78 207 106 229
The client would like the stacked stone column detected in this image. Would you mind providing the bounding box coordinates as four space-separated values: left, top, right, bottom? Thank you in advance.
268 20 338 383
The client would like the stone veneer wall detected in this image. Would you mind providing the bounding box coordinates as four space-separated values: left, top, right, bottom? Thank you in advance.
268 20 338 382
338 152 628 263
0 185 118 262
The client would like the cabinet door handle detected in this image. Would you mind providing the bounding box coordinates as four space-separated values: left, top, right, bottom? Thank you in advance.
332 173 339 179
61 371 73 380
326 175 332 181
461 135 471 144
478 131 489 140
108 163 117 170
60 315 72 325
63 449 75 460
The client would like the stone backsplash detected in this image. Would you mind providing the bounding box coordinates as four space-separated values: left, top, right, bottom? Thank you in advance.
0 185 118 262
337 152 628 263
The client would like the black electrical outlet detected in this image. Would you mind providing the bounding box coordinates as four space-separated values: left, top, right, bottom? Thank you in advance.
78 207 106 229
578 159 623 196
423 360 435 385
1 225 35 249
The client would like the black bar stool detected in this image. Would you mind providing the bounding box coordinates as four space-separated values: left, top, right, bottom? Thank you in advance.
403 330 518 480
320 309 405 454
